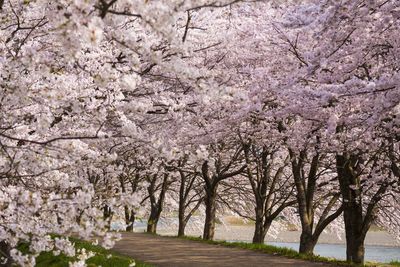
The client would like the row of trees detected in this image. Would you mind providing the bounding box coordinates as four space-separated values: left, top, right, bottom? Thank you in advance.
0 0 399 265
110 116 399 265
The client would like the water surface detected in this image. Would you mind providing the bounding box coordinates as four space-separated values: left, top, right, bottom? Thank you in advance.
267 242 400 263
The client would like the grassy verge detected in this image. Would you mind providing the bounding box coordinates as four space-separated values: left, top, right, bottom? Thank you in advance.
18 237 153 267
176 235 396 267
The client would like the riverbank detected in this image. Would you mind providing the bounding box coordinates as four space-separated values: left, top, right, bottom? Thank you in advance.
149 224 399 247
138 222 399 263
129 216 400 262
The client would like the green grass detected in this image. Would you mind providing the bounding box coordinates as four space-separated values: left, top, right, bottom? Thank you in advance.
177 235 396 267
18 237 153 267
389 261 400 266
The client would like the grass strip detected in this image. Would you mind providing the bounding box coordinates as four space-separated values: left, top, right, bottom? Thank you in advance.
18 237 153 267
175 235 397 267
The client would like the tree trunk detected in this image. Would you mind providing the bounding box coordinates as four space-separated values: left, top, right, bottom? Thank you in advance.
299 229 317 254
289 149 322 255
119 176 136 232
125 206 135 232
103 205 113 230
342 200 366 263
146 222 157 233
342 205 365 263
178 172 186 237
178 219 186 237
336 153 366 264
252 218 264 244
252 206 272 244
203 186 217 240
252 217 271 244
146 173 169 234
0 241 12 267
345 232 365 264
200 159 245 240
178 195 187 236
147 209 159 234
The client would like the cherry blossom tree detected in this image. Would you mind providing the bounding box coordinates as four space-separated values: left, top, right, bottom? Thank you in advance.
0 0 256 264
1 0 399 265
276 0 400 263
168 156 204 237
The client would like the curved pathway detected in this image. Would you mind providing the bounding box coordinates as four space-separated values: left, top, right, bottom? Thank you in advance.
113 232 332 267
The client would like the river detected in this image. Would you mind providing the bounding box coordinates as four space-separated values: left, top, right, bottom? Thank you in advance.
266 242 400 263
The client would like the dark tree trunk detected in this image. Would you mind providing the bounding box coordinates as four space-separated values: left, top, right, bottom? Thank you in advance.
336 151 393 264
103 205 113 230
251 150 271 245
147 209 159 234
119 175 137 232
0 241 12 267
241 143 295 245
252 212 271 244
146 173 169 234
291 150 318 255
200 158 246 241
203 186 217 240
252 213 265 244
178 197 202 237
252 228 266 244
342 196 366 263
125 206 135 232
178 199 202 237
345 228 365 264
76 209 84 225
177 187 188 237
289 149 343 256
299 229 317 254
176 163 204 238
178 170 187 237
336 153 366 264
178 218 186 237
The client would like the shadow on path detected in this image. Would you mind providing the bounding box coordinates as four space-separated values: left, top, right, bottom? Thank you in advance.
113 233 332 267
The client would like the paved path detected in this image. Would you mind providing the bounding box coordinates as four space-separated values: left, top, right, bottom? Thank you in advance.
113 233 331 267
